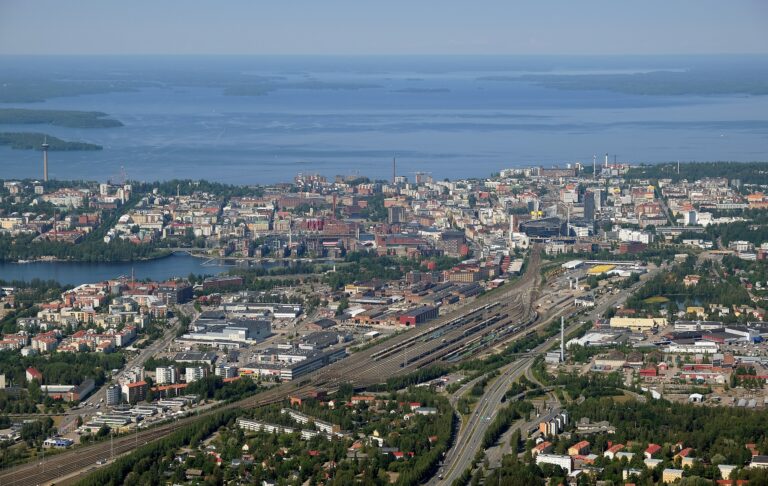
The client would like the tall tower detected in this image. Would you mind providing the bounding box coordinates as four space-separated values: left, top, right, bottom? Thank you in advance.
592 154 596 180
604 153 609 168
560 316 565 362
42 137 49 182
392 157 396 184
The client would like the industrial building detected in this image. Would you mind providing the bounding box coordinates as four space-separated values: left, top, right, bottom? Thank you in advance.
180 318 272 348
398 306 439 326
241 346 346 381
609 317 667 332
41 379 94 402
222 302 302 319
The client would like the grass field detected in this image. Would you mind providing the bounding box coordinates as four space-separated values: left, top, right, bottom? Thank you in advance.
643 296 670 304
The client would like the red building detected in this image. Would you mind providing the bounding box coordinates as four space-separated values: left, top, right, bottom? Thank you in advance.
398 306 439 326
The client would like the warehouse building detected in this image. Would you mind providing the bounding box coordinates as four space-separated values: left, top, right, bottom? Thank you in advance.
241 347 346 381
398 306 439 326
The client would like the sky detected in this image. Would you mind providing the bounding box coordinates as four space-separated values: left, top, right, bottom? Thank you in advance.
0 0 766 56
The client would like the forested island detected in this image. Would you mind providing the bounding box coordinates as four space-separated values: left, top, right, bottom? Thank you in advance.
224 80 379 96
0 132 102 151
0 78 137 103
478 61 768 96
0 108 123 128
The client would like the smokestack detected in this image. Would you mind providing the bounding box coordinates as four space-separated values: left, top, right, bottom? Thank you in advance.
560 316 565 362
393 157 396 184
604 153 609 168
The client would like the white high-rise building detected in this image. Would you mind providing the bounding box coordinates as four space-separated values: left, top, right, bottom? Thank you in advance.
685 210 698 226
215 365 238 379
156 366 177 385
106 384 121 406
186 366 207 383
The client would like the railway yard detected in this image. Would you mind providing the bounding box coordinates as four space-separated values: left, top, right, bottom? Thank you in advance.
0 248 573 486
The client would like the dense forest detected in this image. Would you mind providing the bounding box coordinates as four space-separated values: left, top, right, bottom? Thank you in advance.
0 233 168 262
624 256 752 314
0 350 125 388
627 161 768 185
706 219 768 246
130 179 263 198
569 396 768 466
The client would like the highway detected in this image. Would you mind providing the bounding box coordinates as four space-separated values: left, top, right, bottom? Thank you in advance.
434 260 665 484
435 357 534 484
436 318 570 486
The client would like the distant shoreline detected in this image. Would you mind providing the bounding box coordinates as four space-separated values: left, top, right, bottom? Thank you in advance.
0 132 102 151
3 250 173 265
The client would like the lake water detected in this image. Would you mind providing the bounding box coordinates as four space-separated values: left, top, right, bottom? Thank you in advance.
1 55 767 184
0 253 230 286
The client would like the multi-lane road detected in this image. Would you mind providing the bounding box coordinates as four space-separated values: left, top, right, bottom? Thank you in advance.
435 260 666 484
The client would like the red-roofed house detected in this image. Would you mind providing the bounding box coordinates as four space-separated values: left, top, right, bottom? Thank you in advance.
604 444 625 460
350 395 375 405
639 368 657 378
675 447 694 462
568 440 590 456
532 441 553 456
25 367 42 383
645 443 662 459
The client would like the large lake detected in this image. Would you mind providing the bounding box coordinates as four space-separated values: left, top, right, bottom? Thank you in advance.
1 55 767 184
0 253 230 286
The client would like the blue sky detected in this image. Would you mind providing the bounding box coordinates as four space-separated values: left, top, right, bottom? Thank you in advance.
1 0 766 55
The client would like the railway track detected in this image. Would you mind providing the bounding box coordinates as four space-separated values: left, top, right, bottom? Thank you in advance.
0 250 543 486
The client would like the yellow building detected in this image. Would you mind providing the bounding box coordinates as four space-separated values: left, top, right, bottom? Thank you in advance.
609 317 667 332
662 468 684 483
686 306 706 318
588 264 615 275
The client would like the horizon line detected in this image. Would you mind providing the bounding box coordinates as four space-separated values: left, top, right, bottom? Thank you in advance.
1 52 768 57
